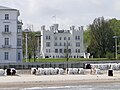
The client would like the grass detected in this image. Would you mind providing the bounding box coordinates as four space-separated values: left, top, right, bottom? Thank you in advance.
23 58 117 63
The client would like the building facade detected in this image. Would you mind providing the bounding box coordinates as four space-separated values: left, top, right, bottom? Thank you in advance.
0 6 23 63
41 24 84 58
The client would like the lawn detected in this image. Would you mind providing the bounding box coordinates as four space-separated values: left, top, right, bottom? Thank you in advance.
23 58 116 63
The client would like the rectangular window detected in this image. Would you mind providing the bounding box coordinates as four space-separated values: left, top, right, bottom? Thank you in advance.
55 49 58 53
5 38 9 45
59 42 62 46
64 37 66 40
76 49 77 53
4 52 9 60
54 42 57 46
76 42 80 47
46 42 50 47
46 49 48 53
68 49 71 53
59 49 62 53
17 38 21 46
18 52 21 60
78 49 80 53
78 36 80 40
55 37 57 40
64 42 66 46
17 25 22 33
68 37 70 40
5 25 9 32
5 14 9 20
46 36 50 40
59 37 62 40
64 49 66 53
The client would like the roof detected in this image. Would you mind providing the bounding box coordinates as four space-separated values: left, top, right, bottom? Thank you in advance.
0 5 17 11
0 5 19 16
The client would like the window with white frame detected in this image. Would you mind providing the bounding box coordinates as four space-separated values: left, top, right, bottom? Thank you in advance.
59 49 62 53
68 37 70 40
5 38 9 45
55 36 57 40
18 52 21 60
17 38 22 46
17 25 22 33
55 49 58 53
5 25 9 32
78 49 80 53
54 42 57 46
5 14 9 20
46 42 50 47
4 52 9 60
76 42 80 47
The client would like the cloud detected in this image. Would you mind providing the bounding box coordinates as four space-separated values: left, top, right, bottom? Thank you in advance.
0 0 119 30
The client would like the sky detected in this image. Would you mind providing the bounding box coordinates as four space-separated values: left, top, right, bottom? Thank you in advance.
0 0 120 31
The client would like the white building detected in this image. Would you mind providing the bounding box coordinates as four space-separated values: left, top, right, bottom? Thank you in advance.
0 6 23 63
41 24 84 58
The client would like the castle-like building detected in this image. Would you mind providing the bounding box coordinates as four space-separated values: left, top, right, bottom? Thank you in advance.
41 24 84 58
0 6 23 63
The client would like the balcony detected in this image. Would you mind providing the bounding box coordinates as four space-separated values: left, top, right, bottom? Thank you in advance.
2 31 11 34
2 45 11 48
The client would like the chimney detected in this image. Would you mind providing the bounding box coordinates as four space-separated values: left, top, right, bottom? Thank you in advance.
41 25 45 30
70 26 75 30
53 24 59 30
81 26 84 30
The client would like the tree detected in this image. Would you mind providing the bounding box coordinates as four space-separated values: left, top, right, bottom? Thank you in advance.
88 17 114 58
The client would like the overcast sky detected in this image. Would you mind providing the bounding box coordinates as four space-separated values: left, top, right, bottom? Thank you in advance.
0 0 120 31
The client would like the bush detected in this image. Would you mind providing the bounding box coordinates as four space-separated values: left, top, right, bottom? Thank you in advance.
106 52 114 59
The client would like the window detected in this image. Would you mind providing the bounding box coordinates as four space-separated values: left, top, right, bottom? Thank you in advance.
17 25 22 33
59 37 62 40
75 36 77 40
68 37 70 40
59 42 62 46
68 49 71 53
78 49 80 53
46 36 50 40
49 49 51 53
64 42 66 46
5 14 9 20
18 52 21 60
55 37 57 40
49 36 50 40
75 36 80 40
78 36 80 40
76 42 80 47
46 42 50 47
5 25 9 32
54 42 57 46
64 37 66 40
55 49 58 53
46 49 48 53
64 49 66 53
5 38 9 45
68 42 70 46
76 49 77 53
17 38 21 46
4 52 9 60
59 49 62 53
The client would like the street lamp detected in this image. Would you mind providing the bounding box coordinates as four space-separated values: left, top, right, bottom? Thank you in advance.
113 36 120 59
23 29 30 62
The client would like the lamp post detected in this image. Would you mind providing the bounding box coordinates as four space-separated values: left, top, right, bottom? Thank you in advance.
113 36 120 59
24 29 30 62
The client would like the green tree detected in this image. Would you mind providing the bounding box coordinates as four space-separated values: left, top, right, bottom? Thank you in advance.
88 17 114 58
